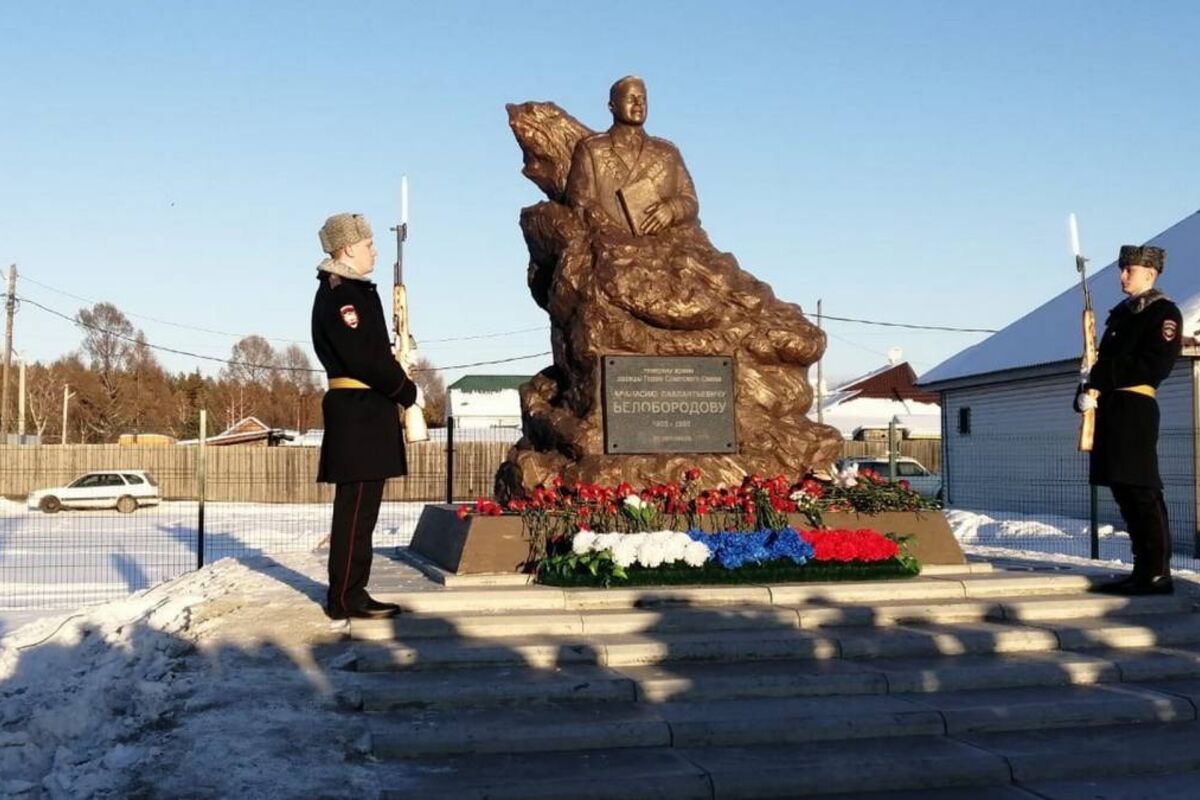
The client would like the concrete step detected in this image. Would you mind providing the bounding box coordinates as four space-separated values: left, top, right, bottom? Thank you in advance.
377 746 715 800
368 571 1100 617
369 694 944 758
348 591 1192 642
350 614 1200 672
350 664 638 711
350 646 1200 712
368 683 1194 759
903 683 1195 734
1016 771 1200 800
377 735 1011 799
958 720 1200 784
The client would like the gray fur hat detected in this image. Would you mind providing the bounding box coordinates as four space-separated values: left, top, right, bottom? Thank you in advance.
1119 245 1165 273
318 213 373 254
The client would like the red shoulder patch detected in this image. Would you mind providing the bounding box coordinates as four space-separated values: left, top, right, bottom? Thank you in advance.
339 305 359 329
1162 319 1178 341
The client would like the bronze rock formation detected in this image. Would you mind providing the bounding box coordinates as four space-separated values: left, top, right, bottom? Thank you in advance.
495 96 841 499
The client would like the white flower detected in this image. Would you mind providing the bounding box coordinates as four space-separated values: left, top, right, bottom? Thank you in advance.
611 538 639 568
636 541 666 569
593 533 621 553
647 530 675 547
624 532 648 550
834 463 859 489
623 495 645 510
683 540 711 567
661 532 690 563
571 531 597 555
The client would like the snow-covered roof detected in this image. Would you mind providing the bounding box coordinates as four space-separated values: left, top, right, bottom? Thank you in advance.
811 395 940 439
921 210 1200 387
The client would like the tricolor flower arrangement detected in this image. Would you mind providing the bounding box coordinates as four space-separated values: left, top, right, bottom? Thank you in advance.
457 466 926 586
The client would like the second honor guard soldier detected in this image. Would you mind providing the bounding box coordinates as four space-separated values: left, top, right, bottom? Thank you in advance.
1077 245 1182 595
312 213 421 620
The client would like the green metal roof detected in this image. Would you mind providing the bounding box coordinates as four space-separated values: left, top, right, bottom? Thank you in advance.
448 374 530 393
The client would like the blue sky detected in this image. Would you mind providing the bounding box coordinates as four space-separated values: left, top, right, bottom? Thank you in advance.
2 1 1198 386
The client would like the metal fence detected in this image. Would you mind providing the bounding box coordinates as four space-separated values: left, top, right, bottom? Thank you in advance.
942 429 1200 572
4 421 1196 613
0 418 521 611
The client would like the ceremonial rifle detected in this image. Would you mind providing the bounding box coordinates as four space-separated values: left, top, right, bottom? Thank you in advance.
1071 213 1098 452
393 176 429 442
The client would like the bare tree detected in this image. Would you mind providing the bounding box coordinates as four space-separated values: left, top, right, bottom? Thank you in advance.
74 303 145 439
221 335 279 386
410 356 447 426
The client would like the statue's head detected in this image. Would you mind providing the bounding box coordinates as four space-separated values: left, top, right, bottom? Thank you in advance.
608 75 647 127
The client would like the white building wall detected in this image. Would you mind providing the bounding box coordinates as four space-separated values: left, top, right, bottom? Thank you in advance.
449 388 522 429
942 363 1196 555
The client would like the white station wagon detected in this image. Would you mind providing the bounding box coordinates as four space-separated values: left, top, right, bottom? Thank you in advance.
27 470 161 514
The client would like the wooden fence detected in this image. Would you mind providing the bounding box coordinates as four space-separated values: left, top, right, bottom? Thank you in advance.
0 439 940 504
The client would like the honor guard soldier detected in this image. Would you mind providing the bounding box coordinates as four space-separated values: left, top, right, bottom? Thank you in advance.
1076 244 1182 595
312 213 421 619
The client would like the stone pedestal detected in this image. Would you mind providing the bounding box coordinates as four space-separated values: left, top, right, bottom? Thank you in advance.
408 506 965 575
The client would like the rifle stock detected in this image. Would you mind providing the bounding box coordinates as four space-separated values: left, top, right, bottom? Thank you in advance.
1078 306 1098 452
393 224 429 443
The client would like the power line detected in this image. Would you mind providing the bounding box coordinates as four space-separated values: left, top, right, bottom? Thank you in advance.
19 274 311 346
20 271 552 348
422 325 548 343
819 313 998 334
17 294 551 374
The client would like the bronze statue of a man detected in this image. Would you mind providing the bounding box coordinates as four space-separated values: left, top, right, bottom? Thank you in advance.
566 76 699 236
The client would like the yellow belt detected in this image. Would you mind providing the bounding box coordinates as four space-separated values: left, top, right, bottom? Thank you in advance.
1116 384 1156 398
328 377 370 390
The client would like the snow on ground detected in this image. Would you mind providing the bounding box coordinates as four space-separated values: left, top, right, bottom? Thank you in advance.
946 506 1200 573
0 551 388 799
0 501 427 611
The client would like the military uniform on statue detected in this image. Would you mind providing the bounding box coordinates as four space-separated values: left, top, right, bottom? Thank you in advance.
311 213 420 620
1077 245 1182 596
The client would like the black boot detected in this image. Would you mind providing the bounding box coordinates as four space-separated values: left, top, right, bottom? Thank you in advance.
1092 574 1138 595
1128 575 1174 596
363 595 401 614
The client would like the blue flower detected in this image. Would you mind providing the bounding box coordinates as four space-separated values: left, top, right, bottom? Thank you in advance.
687 527 813 569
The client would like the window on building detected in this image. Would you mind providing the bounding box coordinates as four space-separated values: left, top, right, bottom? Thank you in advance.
958 407 971 435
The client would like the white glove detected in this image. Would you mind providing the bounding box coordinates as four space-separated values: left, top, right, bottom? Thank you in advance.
1075 393 1098 413
414 384 426 408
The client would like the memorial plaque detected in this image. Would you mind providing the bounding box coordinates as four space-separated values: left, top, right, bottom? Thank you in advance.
603 356 737 454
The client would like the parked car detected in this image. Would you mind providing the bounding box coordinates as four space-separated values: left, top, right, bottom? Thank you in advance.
836 456 943 500
27 470 161 514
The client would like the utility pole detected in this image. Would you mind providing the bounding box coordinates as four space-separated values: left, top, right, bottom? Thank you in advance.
17 358 27 440
62 383 75 445
1 264 16 438
816 299 824 425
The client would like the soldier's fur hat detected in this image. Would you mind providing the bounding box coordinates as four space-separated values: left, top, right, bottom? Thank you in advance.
318 213 373 254
1119 245 1165 273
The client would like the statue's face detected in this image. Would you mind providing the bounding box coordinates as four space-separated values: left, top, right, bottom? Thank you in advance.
609 81 647 126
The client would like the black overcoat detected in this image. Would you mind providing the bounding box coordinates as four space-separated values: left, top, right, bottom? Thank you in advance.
1085 290 1182 488
311 270 417 483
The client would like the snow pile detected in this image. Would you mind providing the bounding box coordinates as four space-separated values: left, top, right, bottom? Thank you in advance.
946 507 1119 545
946 506 1199 573
0 561 250 797
0 552 381 799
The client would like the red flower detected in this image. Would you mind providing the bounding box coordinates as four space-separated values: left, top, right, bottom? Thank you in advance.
456 506 470 520
684 467 702 481
898 479 911 491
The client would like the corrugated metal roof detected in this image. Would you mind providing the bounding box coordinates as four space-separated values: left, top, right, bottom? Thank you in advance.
448 375 531 393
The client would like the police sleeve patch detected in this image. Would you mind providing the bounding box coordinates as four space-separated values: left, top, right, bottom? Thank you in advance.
339 305 360 329
1163 319 1178 341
